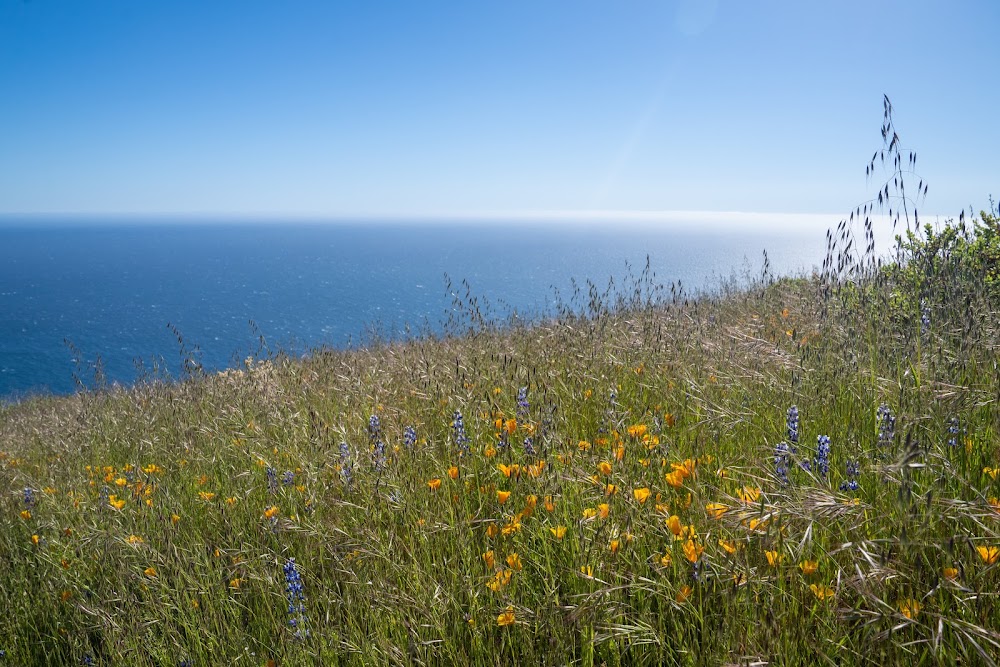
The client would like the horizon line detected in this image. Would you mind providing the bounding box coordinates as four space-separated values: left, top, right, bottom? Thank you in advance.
0 208 952 236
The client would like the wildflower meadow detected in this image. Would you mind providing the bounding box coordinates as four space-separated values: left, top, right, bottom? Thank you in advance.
3 102 1000 665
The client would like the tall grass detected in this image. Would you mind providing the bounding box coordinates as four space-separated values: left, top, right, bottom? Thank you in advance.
2 102 1000 665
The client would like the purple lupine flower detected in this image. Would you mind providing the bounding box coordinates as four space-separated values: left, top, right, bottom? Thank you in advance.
283 558 308 639
453 410 469 457
877 404 895 448
814 435 831 478
403 425 417 450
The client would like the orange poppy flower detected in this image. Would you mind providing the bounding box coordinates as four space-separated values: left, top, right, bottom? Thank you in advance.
683 539 703 563
497 606 516 627
977 545 1000 564
633 488 651 504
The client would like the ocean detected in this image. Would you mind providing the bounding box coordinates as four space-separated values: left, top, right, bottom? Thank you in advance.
0 218 848 400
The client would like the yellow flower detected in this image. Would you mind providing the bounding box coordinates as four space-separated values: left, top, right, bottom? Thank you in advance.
664 470 685 488
706 502 728 519
989 497 1000 513
666 515 682 536
798 560 818 575
597 461 613 476
486 524 499 538
677 524 697 541
144 567 157 577
765 550 784 567
627 424 648 438
501 516 522 536
263 505 280 520
504 419 517 435
899 599 921 619
550 526 567 540
544 495 555 512
482 550 495 568
486 569 512 591
198 491 216 502
171 513 181 525
142 463 163 474
225 497 238 506
675 585 693 603
609 539 621 554
672 459 696 478
126 535 144 545
738 486 761 504
598 503 610 519
526 460 546 478
582 507 598 520
658 552 672 567
19 510 31 520
810 584 834 600
497 490 512 504
108 495 126 510
580 565 594 578
943 567 959 580
578 440 592 451
497 606 516 627
427 478 442 491
984 467 1000 480
747 517 767 532
229 578 242 589
977 545 1000 564
683 539 703 563
114 477 128 487
497 463 520 479
31 534 40 545
506 553 523 571
633 487 651 504
484 446 497 458
718 539 739 555
605 484 618 496
448 466 459 480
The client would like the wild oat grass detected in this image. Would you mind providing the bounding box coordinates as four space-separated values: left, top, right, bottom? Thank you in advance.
2 100 1000 665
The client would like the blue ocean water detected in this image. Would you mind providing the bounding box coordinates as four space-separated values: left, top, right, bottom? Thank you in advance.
0 219 835 399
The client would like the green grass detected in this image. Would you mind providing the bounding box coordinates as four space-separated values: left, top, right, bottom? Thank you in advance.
3 233 1000 665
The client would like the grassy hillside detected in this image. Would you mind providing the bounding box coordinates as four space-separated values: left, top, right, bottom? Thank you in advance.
3 202 1000 666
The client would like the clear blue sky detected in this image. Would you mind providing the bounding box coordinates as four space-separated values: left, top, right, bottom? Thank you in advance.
1 1 997 220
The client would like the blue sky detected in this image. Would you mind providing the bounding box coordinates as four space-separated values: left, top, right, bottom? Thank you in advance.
1 1 997 222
